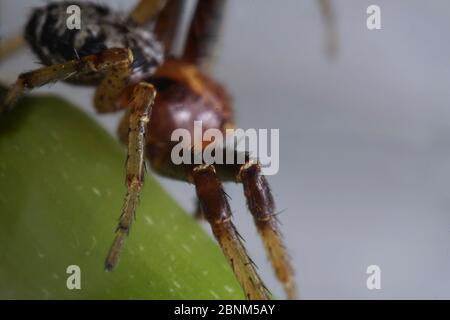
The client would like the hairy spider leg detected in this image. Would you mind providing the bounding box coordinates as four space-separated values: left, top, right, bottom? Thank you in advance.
129 0 169 25
238 160 297 299
105 82 156 271
318 0 338 58
2 48 133 113
153 0 186 55
182 0 228 67
192 164 271 300
201 149 297 300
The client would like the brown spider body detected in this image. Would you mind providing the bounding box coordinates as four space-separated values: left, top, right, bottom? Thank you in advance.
145 60 235 181
2 0 302 300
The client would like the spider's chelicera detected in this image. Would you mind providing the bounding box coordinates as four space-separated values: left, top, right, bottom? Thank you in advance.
1 0 296 300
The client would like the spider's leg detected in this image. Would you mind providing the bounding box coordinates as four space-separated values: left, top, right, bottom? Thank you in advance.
0 34 26 60
129 0 169 25
318 0 338 58
93 49 135 113
192 164 270 300
193 199 204 220
153 0 185 55
182 0 228 67
1 48 133 113
105 82 156 271
238 160 297 300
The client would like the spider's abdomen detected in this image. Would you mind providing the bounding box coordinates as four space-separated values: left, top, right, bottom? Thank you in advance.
25 2 164 83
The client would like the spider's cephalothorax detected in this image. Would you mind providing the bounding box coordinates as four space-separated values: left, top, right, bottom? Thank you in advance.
2 0 303 300
25 2 164 83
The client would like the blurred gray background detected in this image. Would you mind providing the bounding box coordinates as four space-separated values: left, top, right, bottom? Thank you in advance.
1 0 450 299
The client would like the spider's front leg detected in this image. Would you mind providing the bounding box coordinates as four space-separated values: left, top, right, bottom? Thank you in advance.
1 48 133 113
192 164 270 300
129 0 169 25
238 161 297 300
105 82 156 271
318 0 338 58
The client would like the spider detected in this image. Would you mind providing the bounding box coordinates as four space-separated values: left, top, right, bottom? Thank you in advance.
1 0 336 300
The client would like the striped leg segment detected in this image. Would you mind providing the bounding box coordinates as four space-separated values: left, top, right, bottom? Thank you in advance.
2 48 133 113
105 82 156 271
239 161 297 299
192 164 270 300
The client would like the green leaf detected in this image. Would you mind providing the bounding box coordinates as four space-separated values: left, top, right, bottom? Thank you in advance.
0 92 244 299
